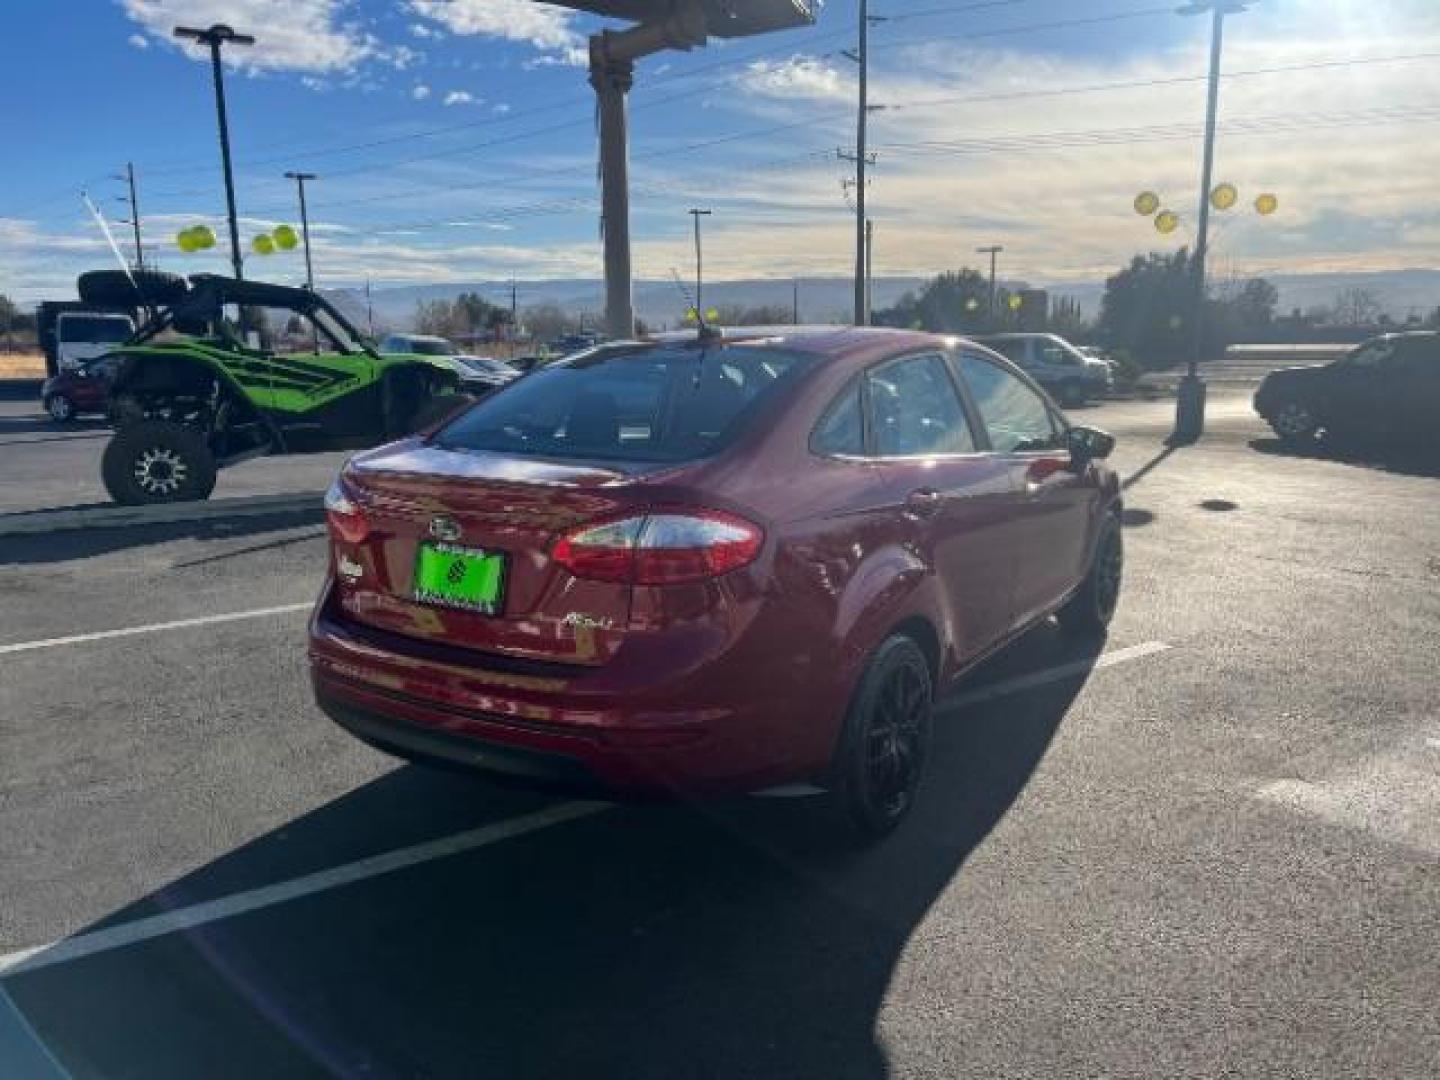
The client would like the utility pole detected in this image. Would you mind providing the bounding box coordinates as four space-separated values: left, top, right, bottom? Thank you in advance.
510 276 519 352
364 279 375 337
175 24 254 281
841 2 885 326
1173 0 1249 444
865 219 875 325
284 171 317 291
976 245 1004 325
117 163 144 273
688 208 712 318
793 278 800 325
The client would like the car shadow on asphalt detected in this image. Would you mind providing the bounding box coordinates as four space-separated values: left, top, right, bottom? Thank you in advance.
1249 436 1440 480
0 511 326 566
4 624 1104 1079
0 417 108 437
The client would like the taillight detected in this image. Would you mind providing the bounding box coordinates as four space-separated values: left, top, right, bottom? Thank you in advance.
324 472 370 545
553 510 763 586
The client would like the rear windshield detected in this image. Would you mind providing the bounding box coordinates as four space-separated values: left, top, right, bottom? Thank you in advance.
434 344 816 463
60 316 131 344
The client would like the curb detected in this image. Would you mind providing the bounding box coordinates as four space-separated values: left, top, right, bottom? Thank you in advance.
0 492 323 539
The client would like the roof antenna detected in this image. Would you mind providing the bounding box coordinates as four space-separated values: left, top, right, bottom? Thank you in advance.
83 191 154 318
670 268 720 344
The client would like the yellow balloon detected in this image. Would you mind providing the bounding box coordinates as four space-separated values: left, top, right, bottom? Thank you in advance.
1211 183 1239 211
195 226 217 250
1007 294 1023 311
1255 193 1279 216
176 228 199 253
273 225 299 251
1134 191 1160 217
684 307 699 323
705 307 719 323
252 234 276 255
1155 210 1180 235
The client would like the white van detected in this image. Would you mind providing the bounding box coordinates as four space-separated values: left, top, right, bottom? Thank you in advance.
55 312 134 372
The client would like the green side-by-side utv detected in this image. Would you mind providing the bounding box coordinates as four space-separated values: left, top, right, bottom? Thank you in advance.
76 270 472 504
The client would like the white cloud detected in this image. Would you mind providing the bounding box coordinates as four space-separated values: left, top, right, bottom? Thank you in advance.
408 0 585 65
409 22 439 40
738 55 849 103
120 0 377 73
384 44 422 71
127 33 149 50
443 90 477 107
412 84 432 101
492 103 511 115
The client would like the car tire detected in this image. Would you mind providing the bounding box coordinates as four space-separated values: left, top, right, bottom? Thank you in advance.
101 421 217 505
825 634 934 845
1057 515 1123 637
44 394 74 423
1268 400 1320 444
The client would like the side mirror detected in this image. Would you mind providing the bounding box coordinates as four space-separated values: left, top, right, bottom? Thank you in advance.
1067 425 1115 463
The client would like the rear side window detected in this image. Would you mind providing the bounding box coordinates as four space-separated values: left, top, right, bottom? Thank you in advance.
436 345 814 463
959 354 1064 453
811 380 865 456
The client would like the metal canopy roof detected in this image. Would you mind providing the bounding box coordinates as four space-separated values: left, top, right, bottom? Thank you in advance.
552 0 818 38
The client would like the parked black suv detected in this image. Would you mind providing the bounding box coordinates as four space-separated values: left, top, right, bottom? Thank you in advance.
1254 332 1440 445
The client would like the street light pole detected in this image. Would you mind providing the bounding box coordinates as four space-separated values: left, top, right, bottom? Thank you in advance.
688 208 712 318
977 245 1003 325
175 24 254 282
1174 0 1248 444
284 171 318 292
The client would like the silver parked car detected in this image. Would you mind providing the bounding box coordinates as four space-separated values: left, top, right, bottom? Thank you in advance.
973 333 1112 406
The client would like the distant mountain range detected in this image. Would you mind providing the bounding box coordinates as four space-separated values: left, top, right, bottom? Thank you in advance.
324 277 927 332
324 269 1440 332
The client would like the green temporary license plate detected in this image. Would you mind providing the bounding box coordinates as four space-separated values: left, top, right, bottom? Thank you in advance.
413 543 506 615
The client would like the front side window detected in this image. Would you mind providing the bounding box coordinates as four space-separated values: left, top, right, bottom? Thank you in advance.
868 354 976 457
959 353 1064 453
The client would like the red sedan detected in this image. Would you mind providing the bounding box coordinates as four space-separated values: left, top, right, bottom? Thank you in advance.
309 328 1122 841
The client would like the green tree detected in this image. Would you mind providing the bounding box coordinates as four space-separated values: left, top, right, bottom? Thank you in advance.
1098 250 1194 367
874 269 990 332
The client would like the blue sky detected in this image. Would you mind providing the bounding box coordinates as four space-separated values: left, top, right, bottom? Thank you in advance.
4 0 1440 302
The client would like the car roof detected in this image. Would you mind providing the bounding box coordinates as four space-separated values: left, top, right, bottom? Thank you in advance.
642 325 975 365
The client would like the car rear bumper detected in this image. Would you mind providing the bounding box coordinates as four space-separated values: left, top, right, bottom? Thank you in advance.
307 587 831 796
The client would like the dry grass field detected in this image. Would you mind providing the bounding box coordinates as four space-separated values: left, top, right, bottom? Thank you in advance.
0 352 46 378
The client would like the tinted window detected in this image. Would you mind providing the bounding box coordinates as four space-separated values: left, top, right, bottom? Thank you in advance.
1039 340 1081 367
959 354 1063 453
869 354 976 456
812 380 864 456
1347 340 1397 369
436 345 814 463
60 316 131 344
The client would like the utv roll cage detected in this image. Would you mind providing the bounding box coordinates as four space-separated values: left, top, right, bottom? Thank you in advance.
123 274 378 358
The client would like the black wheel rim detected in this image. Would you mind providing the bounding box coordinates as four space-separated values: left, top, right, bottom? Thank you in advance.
865 662 928 819
1096 530 1123 619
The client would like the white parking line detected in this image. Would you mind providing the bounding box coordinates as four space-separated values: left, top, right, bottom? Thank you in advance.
0 801 611 979
0 639 1172 978
0 603 314 657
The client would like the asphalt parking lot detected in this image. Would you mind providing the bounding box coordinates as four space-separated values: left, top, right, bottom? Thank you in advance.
1 389 1437 1078
0 395 346 514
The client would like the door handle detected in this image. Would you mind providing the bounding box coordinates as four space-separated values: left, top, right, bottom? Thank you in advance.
1024 457 1068 494
905 488 943 516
